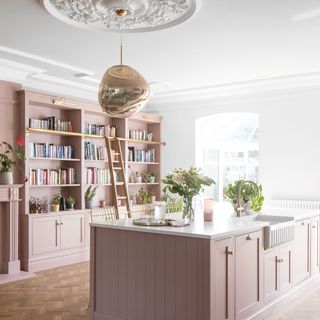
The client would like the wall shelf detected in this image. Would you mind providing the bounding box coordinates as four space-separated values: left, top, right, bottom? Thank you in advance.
29 157 81 162
29 184 81 188
127 161 160 165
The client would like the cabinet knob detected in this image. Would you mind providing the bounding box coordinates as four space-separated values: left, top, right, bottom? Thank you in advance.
276 258 284 263
312 226 316 229
246 234 253 240
60 222 64 225
301 222 305 226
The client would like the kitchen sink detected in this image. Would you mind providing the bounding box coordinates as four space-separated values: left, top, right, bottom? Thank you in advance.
254 215 295 249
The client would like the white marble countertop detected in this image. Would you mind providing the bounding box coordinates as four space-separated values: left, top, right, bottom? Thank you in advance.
90 203 320 239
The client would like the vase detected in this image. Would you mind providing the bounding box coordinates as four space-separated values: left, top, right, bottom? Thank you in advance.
66 203 74 211
85 200 94 209
232 200 251 216
0 171 13 185
51 204 60 212
182 195 194 222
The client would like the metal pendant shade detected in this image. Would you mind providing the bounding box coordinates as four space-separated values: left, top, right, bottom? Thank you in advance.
98 64 150 118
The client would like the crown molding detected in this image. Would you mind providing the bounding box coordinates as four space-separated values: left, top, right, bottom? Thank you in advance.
147 72 320 112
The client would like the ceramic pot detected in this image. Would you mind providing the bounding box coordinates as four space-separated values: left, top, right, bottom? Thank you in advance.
147 176 156 184
0 171 13 185
85 200 94 209
150 195 156 204
51 204 60 212
66 203 74 211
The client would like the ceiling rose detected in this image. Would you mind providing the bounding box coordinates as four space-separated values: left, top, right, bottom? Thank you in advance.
41 0 200 33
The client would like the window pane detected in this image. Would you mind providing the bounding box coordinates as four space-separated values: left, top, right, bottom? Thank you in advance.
223 165 246 187
204 165 219 199
248 165 259 182
248 150 259 162
224 151 245 162
205 149 219 163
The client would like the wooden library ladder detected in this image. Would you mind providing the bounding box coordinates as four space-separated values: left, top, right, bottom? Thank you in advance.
105 137 132 219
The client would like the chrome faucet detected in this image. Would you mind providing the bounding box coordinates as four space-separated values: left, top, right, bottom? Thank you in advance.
235 180 258 217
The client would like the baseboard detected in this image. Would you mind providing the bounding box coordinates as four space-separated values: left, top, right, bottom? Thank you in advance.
251 274 320 320
21 250 90 272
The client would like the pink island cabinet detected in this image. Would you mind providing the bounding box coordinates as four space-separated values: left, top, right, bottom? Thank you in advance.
90 225 264 320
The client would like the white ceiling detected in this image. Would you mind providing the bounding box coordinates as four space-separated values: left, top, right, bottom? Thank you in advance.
1 0 320 102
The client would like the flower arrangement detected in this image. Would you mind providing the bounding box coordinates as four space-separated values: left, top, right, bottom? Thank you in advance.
0 136 25 184
162 167 215 220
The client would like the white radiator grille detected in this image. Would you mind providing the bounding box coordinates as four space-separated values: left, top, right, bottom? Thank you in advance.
268 199 320 210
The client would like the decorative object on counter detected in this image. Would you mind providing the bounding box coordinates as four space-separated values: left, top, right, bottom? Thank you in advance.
99 200 106 208
149 191 156 204
162 167 215 222
59 196 66 211
52 192 62 212
0 136 25 184
98 9 150 118
203 198 214 221
224 180 264 217
144 171 156 184
153 201 166 219
66 195 76 210
85 185 97 209
165 197 183 214
29 196 50 214
136 188 149 204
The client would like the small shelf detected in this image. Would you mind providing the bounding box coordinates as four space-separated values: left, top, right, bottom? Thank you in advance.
128 183 160 186
86 183 124 187
126 138 165 146
27 128 83 137
29 184 81 188
127 161 160 165
85 159 108 163
29 157 81 162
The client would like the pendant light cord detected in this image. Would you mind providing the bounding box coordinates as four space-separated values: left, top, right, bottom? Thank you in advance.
120 23 123 65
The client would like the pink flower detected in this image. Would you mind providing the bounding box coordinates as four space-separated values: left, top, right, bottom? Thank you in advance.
16 136 25 147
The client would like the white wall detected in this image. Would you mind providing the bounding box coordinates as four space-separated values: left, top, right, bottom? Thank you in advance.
151 89 320 201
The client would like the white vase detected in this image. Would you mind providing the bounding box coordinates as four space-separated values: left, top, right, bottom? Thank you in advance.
0 171 13 185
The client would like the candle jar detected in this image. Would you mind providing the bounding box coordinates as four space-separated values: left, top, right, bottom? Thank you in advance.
204 198 214 221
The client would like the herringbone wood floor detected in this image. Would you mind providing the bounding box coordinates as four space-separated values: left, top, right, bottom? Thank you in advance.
0 262 89 320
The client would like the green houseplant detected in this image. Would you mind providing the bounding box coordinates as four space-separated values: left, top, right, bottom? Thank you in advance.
162 167 215 221
52 192 62 212
85 186 97 209
66 195 76 210
224 180 264 214
0 136 25 184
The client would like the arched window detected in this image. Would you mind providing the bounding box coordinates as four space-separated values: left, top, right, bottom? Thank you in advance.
196 113 259 201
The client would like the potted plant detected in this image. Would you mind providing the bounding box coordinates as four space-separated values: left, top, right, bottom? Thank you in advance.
145 172 156 184
52 192 62 212
148 190 156 203
0 136 25 184
66 195 76 210
85 186 97 209
224 180 264 215
162 167 214 222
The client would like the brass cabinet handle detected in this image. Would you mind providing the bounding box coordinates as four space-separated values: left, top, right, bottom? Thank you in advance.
226 250 234 255
276 258 284 263
312 226 316 229
301 221 305 226
60 222 64 226
246 234 253 240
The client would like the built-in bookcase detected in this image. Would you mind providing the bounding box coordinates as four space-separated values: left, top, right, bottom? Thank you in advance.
19 91 163 215
18 90 163 272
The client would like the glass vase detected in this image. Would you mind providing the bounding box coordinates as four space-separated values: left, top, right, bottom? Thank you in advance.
182 195 194 222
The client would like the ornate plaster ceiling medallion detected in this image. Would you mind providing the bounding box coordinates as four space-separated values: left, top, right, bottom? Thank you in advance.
41 0 200 32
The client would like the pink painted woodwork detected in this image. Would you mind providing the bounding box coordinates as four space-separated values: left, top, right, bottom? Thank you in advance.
235 231 263 320
213 237 235 320
293 219 311 285
0 185 23 275
264 243 293 303
311 215 320 275
90 227 211 320
60 214 85 249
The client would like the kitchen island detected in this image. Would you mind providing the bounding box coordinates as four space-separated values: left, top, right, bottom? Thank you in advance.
90 207 320 320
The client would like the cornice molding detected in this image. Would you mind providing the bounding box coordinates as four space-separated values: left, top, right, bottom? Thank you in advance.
147 72 320 112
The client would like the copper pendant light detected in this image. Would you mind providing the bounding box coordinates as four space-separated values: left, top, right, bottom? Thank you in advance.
98 8 150 118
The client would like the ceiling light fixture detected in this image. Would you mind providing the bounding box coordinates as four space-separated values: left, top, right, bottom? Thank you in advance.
98 7 150 117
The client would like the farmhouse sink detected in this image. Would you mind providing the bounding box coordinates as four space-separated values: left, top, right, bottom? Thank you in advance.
253 215 295 249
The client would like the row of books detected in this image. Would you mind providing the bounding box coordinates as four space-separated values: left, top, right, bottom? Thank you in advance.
86 168 121 185
29 143 75 159
29 117 73 132
85 124 118 137
128 130 153 141
29 168 77 186
84 142 107 161
128 147 156 163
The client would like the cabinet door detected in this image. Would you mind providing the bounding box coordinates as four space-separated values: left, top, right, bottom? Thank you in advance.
60 214 85 250
279 244 293 293
214 238 235 320
311 216 320 275
235 230 263 320
293 219 311 285
32 216 60 255
264 249 279 303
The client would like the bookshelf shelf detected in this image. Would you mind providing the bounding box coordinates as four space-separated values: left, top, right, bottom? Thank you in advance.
127 161 160 165
29 184 81 188
30 157 81 162
27 128 82 137
128 183 160 186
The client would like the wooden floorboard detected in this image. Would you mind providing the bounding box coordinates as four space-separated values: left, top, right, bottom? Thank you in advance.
0 262 89 320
